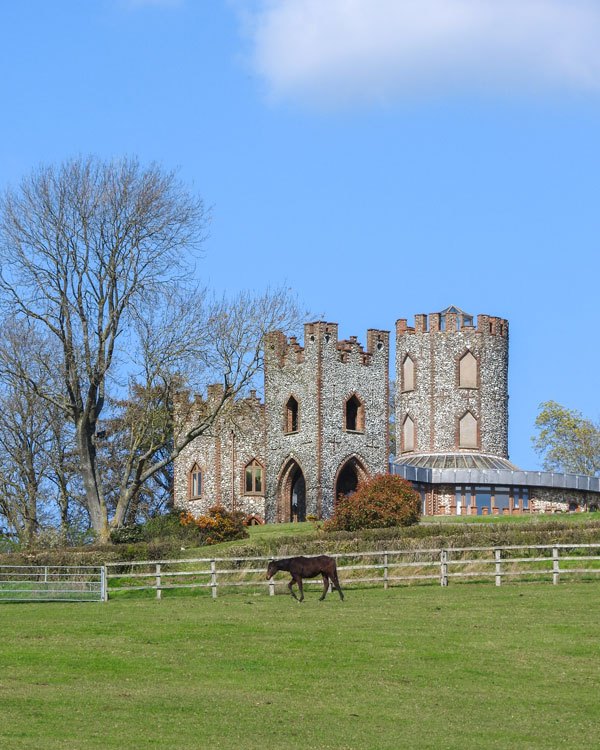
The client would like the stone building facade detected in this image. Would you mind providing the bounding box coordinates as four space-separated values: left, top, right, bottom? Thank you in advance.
393 307 600 516
173 386 267 521
264 322 389 522
174 307 600 521
173 322 389 523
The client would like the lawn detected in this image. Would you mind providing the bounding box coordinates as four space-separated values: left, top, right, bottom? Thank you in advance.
1 582 599 749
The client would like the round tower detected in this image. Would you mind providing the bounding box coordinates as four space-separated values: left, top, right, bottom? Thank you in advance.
395 306 509 460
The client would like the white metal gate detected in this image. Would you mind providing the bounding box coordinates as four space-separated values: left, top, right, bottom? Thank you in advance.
0 565 105 602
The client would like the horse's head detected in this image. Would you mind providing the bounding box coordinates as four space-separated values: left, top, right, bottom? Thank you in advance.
266 561 277 579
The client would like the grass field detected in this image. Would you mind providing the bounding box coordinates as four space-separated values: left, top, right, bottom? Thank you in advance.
1 582 599 749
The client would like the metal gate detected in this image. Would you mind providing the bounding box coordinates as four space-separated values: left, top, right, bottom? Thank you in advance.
0 565 105 602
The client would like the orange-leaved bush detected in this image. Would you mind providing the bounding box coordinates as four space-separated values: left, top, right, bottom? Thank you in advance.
180 506 248 545
324 474 421 531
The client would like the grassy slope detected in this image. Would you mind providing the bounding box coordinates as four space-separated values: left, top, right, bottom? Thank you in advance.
186 514 600 557
1 583 599 750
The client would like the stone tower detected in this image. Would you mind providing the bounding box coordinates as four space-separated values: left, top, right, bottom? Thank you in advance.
395 306 509 459
264 322 389 522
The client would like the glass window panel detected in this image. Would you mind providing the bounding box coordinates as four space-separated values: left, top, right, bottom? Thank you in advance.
475 486 491 515
192 471 201 497
455 487 463 515
495 488 510 511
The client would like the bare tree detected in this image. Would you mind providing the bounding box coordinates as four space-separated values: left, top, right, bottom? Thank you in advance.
0 323 50 543
0 156 206 541
0 156 301 542
0 320 85 545
0 384 48 544
104 286 302 530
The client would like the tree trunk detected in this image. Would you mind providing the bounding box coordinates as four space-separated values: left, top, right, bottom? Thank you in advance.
77 423 110 543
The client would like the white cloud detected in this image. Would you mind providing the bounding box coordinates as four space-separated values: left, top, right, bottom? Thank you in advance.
244 0 600 104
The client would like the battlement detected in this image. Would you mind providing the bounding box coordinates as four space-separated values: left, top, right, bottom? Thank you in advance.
266 323 389 367
173 385 263 420
396 309 508 338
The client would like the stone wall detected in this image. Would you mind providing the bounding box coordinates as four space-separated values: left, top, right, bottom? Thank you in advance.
530 487 596 513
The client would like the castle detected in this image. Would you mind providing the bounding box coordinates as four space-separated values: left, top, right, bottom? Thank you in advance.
174 307 600 520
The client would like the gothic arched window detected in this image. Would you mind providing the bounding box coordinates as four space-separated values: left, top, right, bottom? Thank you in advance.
345 394 365 432
244 459 264 495
459 411 478 448
402 415 415 452
285 396 299 433
459 351 478 389
189 463 202 499
402 354 416 391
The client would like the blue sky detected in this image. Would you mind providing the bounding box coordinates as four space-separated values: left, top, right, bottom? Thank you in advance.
1 0 600 470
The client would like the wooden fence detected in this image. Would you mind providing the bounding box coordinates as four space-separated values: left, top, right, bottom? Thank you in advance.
104 543 600 600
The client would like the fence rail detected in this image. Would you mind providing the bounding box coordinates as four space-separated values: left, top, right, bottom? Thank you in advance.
104 543 600 600
0 565 105 602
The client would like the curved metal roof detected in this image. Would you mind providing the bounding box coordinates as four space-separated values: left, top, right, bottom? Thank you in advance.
393 453 600 493
395 453 518 471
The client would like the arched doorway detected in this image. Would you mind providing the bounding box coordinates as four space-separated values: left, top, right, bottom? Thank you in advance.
276 458 307 522
291 469 306 522
334 456 369 503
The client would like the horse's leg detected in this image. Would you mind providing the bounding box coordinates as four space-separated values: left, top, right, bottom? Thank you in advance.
288 578 299 601
319 575 329 601
296 575 304 602
332 570 344 601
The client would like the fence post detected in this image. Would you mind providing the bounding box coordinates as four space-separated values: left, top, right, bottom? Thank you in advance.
211 560 217 599
383 553 389 590
156 563 162 600
44 566 49 584
267 558 275 596
101 565 108 602
440 549 448 587
552 547 560 585
495 548 502 586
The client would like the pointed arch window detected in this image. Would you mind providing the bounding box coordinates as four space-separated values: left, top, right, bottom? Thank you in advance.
402 415 415 452
402 354 416 392
345 394 365 432
459 351 478 389
285 396 299 433
189 463 202 499
459 411 478 448
244 459 264 495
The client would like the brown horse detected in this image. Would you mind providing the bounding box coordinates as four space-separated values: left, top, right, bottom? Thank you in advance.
266 555 344 602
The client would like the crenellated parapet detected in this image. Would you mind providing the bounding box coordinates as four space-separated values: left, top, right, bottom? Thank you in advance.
266 322 389 369
396 310 508 338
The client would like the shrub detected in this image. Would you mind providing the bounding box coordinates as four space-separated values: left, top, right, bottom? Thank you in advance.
181 506 249 545
110 525 144 544
324 474 421 531
140 511 201 544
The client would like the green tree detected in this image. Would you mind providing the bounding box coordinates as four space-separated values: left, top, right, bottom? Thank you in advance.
532 400 600 476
